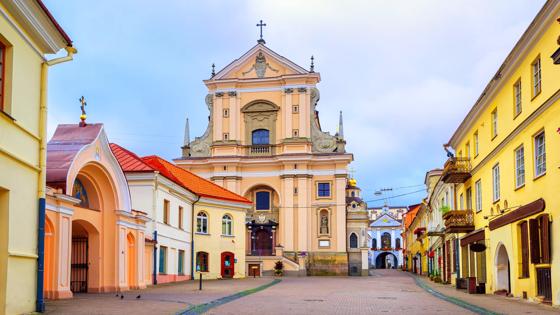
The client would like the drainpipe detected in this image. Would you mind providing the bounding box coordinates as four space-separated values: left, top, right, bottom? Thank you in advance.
37 46 77 313
191 195 201 280
153 230 157 285
152 173 159 285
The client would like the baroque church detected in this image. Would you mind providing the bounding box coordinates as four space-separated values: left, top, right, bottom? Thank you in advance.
174 34 361 275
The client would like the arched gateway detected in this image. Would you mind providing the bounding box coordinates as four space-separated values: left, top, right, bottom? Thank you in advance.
44 123 148 299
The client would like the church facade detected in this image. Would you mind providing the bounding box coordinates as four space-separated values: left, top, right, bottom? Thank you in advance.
175 40 353 275
368 206 405 269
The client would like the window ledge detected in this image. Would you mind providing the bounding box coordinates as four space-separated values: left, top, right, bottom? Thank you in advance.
196 232 210 236
533 172 546 181
514 184 525 191
221 234 235 238
0 110 15 121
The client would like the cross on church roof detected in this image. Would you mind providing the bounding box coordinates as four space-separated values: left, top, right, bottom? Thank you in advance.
256 19 267 44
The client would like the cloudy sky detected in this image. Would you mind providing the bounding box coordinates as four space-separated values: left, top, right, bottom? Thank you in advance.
44 0 545 207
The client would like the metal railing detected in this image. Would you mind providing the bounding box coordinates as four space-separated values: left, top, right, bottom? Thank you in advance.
443 210 474 233
442 157 472 183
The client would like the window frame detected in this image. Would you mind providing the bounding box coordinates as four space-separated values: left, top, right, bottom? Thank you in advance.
349 233 358 249
316 182 331 198
163 199 170 225
159 246 167 274
196 251 209 272
533 131 546 179
178 249 185 275
255 190 271 211
223 108 229 118
492 163 500 203
474 180 482 213
491 108 498 140
222 214 233 236
531 56 541 99
473 131 479 157
0 42 5 113
178 206 184 230
513 79 522 118
514 145 525 189
196 211 208 234
466 187 473 210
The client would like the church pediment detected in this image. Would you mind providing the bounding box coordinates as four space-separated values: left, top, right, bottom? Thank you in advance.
211 44 309 80
370 214 401 227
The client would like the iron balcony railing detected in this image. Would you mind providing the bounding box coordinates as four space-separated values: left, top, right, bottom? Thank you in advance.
443 210 475 233
441 157 472 184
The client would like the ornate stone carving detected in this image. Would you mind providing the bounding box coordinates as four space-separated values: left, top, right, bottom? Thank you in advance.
284 88 293 94
215 92 224 97
227 91 237 97
297 87 307 93
310 88 339 153
242 52 279 78
189 94 213 157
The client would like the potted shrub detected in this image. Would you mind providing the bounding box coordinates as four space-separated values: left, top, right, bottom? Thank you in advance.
274 261 284 277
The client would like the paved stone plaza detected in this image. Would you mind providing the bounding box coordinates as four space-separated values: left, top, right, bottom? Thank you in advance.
43 270 559 314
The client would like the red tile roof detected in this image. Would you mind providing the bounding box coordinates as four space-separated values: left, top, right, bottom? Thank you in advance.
110 143 251 205
110 143 153 172
142 156 251 205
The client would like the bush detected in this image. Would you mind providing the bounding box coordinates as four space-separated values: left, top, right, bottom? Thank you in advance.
274 261 284 276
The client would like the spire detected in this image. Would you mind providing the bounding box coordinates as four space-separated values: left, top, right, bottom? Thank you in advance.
338 110 344 139
183 117 190 146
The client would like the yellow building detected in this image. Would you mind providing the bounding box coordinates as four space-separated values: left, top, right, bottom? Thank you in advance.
402 203 428 275
444 0 560 304
0 1 74 313
175 36 353 275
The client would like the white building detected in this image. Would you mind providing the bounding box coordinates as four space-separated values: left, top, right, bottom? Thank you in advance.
111 144 193 284
368 206 405 269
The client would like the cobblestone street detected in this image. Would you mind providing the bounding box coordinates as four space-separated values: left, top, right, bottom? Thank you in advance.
43 270 560 314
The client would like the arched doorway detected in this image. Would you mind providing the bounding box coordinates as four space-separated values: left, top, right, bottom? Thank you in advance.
127 233 136 288
44 217 55 298
221 252 235 278
495 244 510 294
70 220 100 293
376 252 398 269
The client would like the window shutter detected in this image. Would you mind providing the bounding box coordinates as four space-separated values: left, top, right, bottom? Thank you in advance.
540 214 551 264
520 221 529 277
529 219 540 264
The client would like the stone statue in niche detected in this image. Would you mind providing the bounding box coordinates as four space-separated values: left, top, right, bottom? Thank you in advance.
242 52 279 78
320 211 329 234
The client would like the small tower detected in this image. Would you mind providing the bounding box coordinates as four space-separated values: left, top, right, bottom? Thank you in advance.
345 177 370 276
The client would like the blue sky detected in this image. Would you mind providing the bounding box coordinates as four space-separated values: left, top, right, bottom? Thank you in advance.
44 0 545 207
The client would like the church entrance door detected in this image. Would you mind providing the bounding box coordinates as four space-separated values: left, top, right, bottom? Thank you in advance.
254 228 273 256
221 252 235 278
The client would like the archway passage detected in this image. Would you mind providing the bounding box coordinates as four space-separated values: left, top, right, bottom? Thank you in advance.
127 233 136 288
70 220 100 294
495 244 510 294
376 252 397 269
221 252 235 278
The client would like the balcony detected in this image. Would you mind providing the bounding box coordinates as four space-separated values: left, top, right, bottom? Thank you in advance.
443 210 474 233
441 157 472 183
246 144 274 156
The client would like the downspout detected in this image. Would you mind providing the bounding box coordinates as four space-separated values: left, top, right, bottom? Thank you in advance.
191 195 201 280
37 46 77 313
152 172 159 285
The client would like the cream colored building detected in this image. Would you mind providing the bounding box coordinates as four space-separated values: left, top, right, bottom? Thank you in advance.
175 39 353 275
0 1 74 313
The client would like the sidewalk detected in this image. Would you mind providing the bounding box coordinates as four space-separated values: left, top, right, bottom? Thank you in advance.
44 278 273 315
414 275 560 315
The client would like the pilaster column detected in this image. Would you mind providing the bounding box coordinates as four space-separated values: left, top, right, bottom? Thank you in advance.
335 175 346 252
136 230 146 288
297 175 309 251
298 88 307 137
228 91 238 141
391 229 396 248
284 88 293 139
376 230 381 247
281 176 294 251
213 93 223 141
56 212 73 299
118 226 127 290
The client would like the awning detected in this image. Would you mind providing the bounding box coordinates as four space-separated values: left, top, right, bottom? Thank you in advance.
489 198 545 231
460 229 485 247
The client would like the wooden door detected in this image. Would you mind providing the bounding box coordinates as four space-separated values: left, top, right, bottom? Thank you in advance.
254 228 272 256
221 252 234 278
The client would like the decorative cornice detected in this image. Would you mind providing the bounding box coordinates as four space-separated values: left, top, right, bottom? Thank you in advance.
215 92 224 97
297 87 307 93
284 88 294 94
228 91 237 97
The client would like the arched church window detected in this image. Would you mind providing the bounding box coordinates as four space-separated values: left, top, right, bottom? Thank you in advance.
319 210 329 235
381 232 391 249
72 178 90 208
197 212 208 234
222 214 233 236
351 191 355 197
349 233 358 248
395 238 401 249
255 191 270 210
372 238 377 250
252 129 270 145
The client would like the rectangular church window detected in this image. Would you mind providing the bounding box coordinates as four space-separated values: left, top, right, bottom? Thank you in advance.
223 133 229 141
293 105 299 113
317 182 331 198
223 108 229 117
292 129 299 137
255 191 270 210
